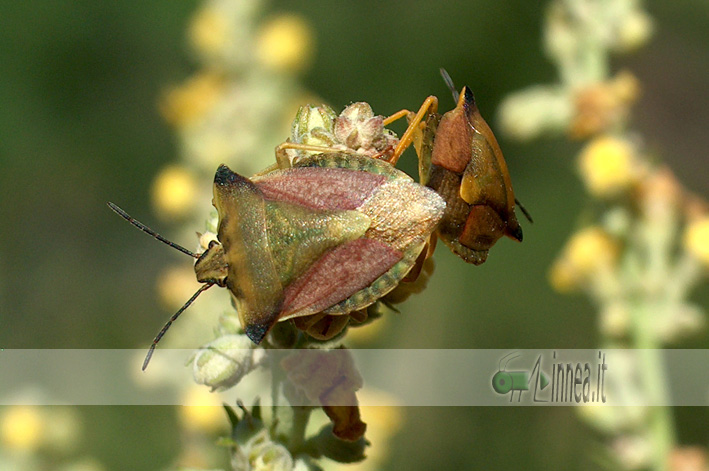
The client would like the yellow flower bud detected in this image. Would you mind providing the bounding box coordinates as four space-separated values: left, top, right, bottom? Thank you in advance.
189 7 230 57
549 226 619 292
0 406 44 451
567 226 619 272
684 216 709 265
151 165 199 219
578 136 639 197
617 10 654 52
160 73 224 128
549 258 581 293
256 14 314 73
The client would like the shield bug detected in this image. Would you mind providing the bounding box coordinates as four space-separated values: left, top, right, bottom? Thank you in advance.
383 69 530 265
109 152 444 368
276 71 529 265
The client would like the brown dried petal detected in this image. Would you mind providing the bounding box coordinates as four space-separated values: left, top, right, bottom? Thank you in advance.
281 348 366 441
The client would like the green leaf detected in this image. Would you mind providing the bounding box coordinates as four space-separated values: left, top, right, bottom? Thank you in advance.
223 404 240 429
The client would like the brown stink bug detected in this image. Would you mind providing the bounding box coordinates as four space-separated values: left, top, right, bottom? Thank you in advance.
109 152 444 368
276 70 529 266
383 69 530 265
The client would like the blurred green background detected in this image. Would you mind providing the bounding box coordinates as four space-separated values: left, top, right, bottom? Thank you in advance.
0 1 707 470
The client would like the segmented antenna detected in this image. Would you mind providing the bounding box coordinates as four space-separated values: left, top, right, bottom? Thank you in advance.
142 282 214 370
107 202 214 369
107 202 199 259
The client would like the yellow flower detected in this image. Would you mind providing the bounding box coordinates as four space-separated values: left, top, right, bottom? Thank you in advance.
151 165 199 219
189 7 230 57
0 406 44 451
550 226 619 292
578 136 639 197
178 385 227 434
617 11 654 52
684 216 709 265
256 14 314 73
160 72 225 128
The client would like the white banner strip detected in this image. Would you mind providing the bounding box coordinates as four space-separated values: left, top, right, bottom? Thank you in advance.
0 349 706 406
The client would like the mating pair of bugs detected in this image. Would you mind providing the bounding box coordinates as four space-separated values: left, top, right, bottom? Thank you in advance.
110 70 530 369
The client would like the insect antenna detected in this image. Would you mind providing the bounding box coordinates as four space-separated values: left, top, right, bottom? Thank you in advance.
514 198 534 224
439 68 459 103
107 202 199 259
142 282 214 370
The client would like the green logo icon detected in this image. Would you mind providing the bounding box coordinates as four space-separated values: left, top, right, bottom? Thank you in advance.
492 352 550 402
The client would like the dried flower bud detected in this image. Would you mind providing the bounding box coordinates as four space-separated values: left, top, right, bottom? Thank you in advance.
637 167 682 225
286 101 399 164
570 72 640 138
192 334 266 391
334 102 399 157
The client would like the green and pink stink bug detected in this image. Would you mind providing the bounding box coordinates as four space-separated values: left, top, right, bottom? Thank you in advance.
109 152 444 368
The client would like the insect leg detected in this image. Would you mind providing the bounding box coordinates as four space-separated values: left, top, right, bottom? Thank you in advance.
274 142 356 168
382 109 411 126
386 95 439 165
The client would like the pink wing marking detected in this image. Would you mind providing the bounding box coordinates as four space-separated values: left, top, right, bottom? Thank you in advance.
281 238 402 317
255 167 386 210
